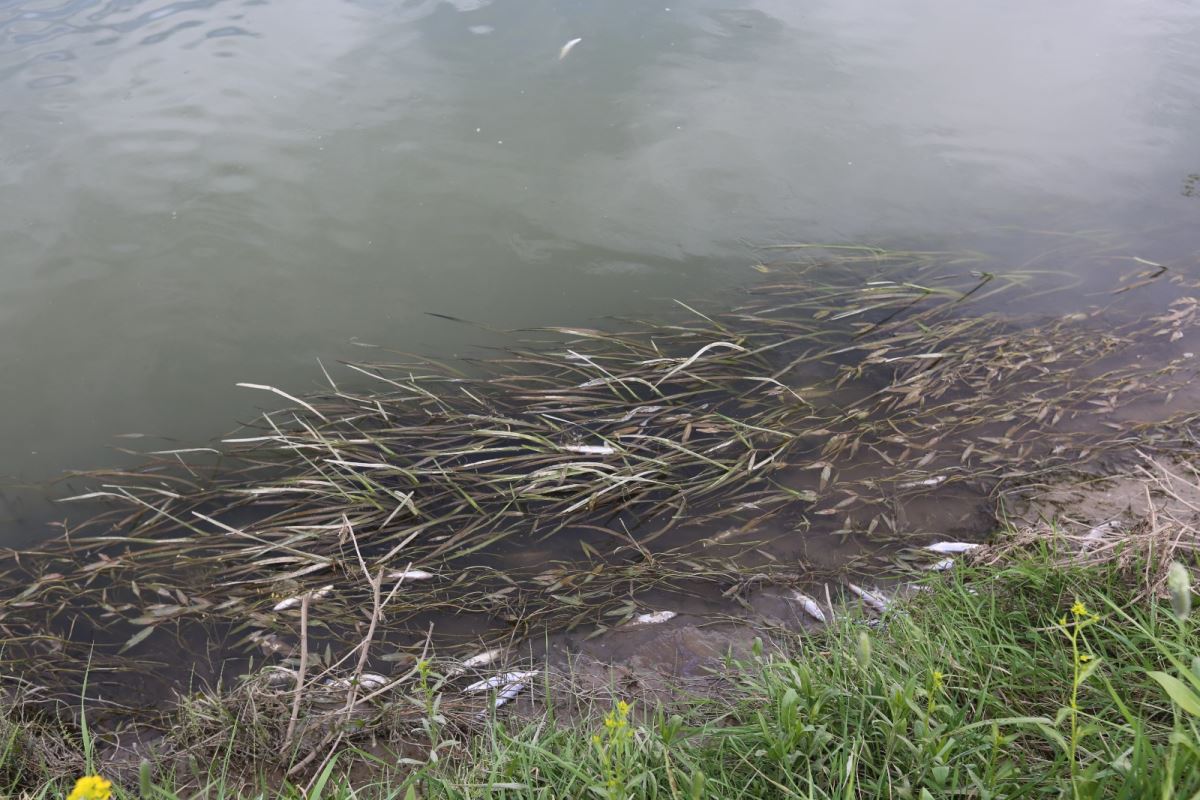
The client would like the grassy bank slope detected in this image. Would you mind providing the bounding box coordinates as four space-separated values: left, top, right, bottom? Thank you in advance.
421 552 1200 800
13 538 1200 799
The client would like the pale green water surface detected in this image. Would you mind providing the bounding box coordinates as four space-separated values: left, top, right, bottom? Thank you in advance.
1 0 1198 539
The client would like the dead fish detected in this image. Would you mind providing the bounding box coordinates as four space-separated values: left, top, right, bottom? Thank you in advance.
328 673 389 692
250 630 295 658
358 673 389 691
493 681 526 708
464 670 539 694
900 475 947 489
561 444 614 455
926 558 955 572
262 666 297 688
847 583 891 614
460 648 505 670
626 610 677 627
923 542 980 555
386 567 435 581
272 584 333 612
559 37 582 60
1083 520 1120 541
791 591 827 624
702 528 742 548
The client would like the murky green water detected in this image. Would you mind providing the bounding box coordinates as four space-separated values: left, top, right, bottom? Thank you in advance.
2 0 1198 540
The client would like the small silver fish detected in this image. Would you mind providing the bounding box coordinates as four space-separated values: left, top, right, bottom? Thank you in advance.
461 648 505 669
327 673 389 692
791 591 827 624
493 681 526 709
900 475 947 489
923 542 980 555
386 567 435 581
561 444 614 455
262 667 297 688
464 671 539 694
627 610 677 627
272 584 333 611
848 583 891 614
559 37 582 60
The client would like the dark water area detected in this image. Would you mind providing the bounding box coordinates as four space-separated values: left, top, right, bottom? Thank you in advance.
2 0 1200 546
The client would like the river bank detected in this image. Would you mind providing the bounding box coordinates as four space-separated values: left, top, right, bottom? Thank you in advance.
7 450 1200 798
1 248 1198 796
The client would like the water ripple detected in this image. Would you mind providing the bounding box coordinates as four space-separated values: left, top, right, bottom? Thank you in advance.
1 0 254 92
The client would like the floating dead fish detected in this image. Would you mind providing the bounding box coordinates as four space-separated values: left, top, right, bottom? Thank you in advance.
464 670 539 694
626 610 677 627
900 475 947 489
272 584 333 612
358 673 389 691
605 405 665 423
386 567 435 581
923 542 981 555
561 444 615 455
559 37 582 60
847 583 891 614
702 527 743 548
926 558 955 572
791 591 827 624
250 630 295 657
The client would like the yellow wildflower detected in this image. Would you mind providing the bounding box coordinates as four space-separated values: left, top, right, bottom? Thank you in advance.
617 700 631 715
931 670 944 691
1071 600 1088 618
1079 653 1092 663
67 776 112 800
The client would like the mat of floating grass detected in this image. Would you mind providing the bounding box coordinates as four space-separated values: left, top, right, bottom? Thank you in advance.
0 246 1196 734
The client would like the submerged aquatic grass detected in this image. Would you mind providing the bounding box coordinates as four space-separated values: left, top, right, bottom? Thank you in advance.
0 245 1197 786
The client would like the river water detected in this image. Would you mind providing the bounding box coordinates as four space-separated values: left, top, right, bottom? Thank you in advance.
2 0 1198 542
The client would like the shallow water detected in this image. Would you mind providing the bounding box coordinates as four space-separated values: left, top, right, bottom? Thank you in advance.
2 0 1199 543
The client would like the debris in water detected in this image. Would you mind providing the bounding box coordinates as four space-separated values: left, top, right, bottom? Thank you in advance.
12 247 1200 730
923 541 981 555
927 557 956 571
559 37 582 60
